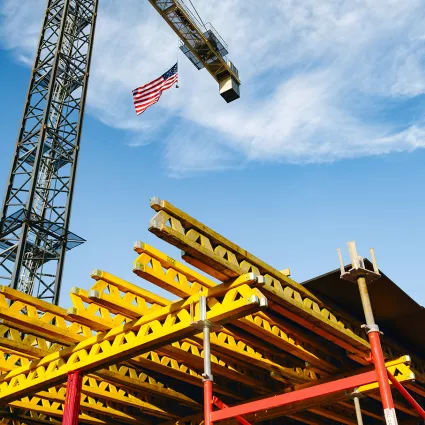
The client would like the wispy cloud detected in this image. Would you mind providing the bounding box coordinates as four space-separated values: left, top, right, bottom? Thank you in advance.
2 0 425 174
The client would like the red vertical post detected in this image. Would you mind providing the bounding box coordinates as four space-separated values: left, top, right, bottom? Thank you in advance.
357 272 398 425
368 330 397 425
199 295 214 425
341 243 399 425
204 380 213 425
63 371 82 425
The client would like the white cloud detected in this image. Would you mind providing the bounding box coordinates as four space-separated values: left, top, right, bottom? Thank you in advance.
2 0 425 174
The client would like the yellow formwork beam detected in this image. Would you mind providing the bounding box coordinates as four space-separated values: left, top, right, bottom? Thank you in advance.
0 284 266 402
148 197 317 300
78 376 179 419
0 286 207 405
7 398 131 425
9 393 151 425
146 199 425 381
134 242 342 360
133 250 322 382
0 286 90 345
0 319 200 409
91 269 171 306
0 336 188 421
96 365 199 408
36 379 178 420
133 244 341 375
70 277 311 388
69 279 277 394
0 412 61 425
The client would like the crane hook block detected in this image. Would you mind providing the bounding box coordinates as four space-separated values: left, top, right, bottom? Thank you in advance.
219 76 240 103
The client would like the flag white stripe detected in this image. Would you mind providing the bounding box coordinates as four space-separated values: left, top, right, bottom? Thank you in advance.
132 64 178 115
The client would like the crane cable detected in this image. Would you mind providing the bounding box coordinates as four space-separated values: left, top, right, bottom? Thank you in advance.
186 0 205 28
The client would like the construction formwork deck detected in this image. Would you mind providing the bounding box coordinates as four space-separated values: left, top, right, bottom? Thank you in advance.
0 198 423 425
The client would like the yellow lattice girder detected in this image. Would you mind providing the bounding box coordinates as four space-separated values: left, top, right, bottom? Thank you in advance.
69 287 131 331
69 284 275 396
7 398 133 425
0 325 61 358
68 272 170 327
207 331 316 384
149 197 316 300
81 270 170 320
147 200 373 356
96 366 199 408
87 263 317 385
0 322 199 410
0 412 61 425
91 269 170 306
133 241 342 362
126 350 247 400
79 376 178 419
358 356 415 392
133 241 215 297
9 393 150 425
133 244 340 375
32 380 179 421
4 325 200 409
0 343 184 421
0 286 212 402
0 287 89 345
0 284 266 402
69 279 277 393
68 286 269 394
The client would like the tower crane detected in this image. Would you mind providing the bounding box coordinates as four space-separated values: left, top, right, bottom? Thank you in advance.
0 0 240 304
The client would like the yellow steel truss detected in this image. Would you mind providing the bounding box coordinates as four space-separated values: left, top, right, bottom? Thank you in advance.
147 197 425 378
0 284 265 402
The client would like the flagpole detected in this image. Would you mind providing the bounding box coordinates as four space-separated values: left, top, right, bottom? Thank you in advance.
176 39 179 88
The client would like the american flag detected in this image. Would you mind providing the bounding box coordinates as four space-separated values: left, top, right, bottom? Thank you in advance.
132 63 178 115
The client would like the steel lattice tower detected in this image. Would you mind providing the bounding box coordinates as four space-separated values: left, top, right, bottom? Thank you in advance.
0 0 98 304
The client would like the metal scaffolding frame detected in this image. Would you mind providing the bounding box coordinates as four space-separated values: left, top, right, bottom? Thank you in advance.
0 198 424 425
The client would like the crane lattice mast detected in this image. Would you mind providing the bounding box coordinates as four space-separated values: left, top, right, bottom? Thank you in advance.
0 0 98 304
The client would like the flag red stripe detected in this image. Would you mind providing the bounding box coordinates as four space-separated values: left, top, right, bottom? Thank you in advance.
135 97 160 114
133 75 163 92
133 79 165 99
134 91 162 105
132 64 178 115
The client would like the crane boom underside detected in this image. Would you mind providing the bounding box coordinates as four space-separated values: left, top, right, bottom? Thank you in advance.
149 0 241 102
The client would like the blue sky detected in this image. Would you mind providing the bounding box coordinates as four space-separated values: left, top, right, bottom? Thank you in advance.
1 0 425 311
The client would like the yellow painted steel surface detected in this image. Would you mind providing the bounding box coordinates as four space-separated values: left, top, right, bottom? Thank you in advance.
147 1 240 86
0 197 423 425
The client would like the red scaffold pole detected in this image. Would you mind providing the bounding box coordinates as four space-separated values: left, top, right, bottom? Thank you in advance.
343 242 399 425
63 371 82 425
210 369 379 422
199 296 214 425
213 396 253 425
204 380 213 425
387 370 425 420
357 276 398 425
